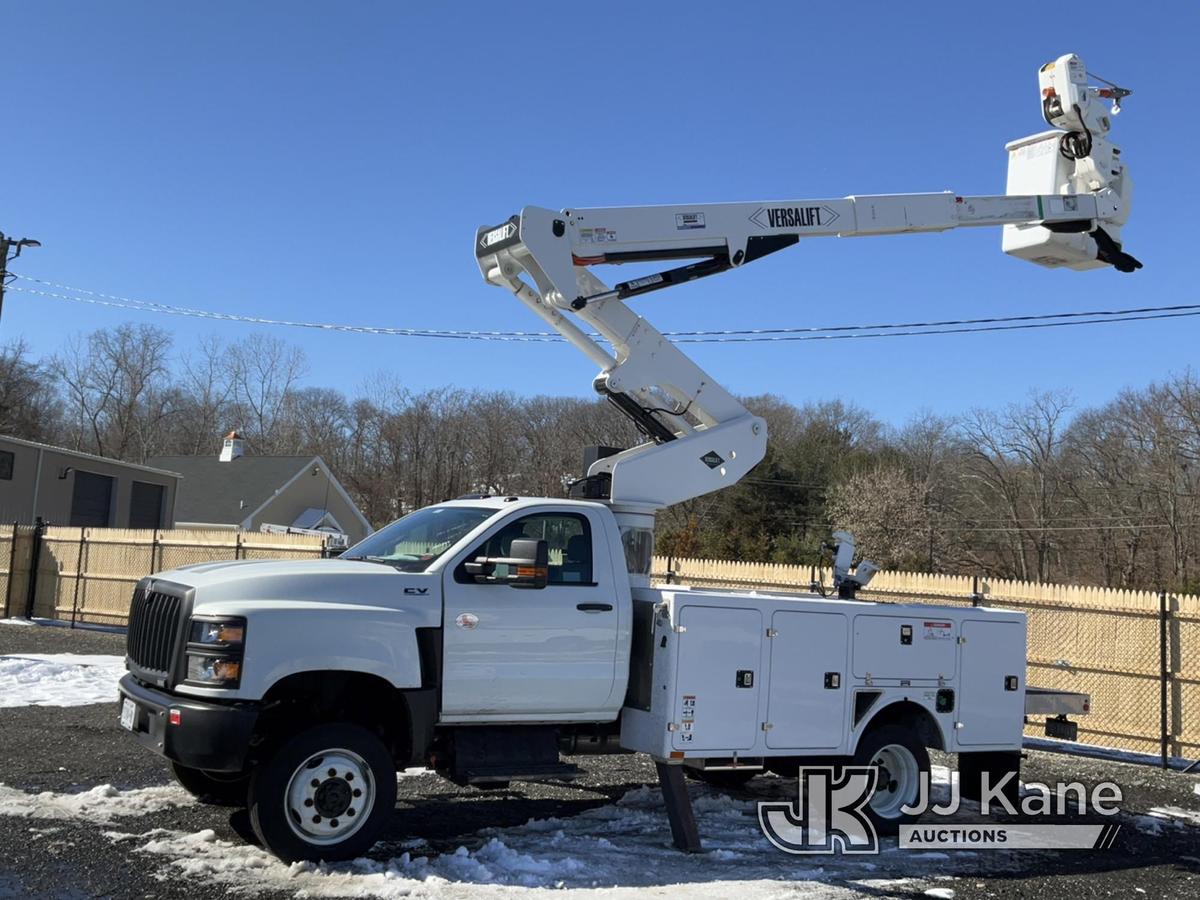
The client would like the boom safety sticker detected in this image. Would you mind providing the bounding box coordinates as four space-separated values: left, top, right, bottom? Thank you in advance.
923 621 953 640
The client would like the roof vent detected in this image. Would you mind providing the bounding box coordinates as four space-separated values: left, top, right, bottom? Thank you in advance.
219 430 245 462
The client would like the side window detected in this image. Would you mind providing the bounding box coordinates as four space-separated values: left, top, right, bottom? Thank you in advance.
464 513 594 586
0 450 12 481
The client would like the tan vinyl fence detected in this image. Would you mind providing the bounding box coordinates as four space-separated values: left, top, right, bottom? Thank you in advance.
653 556 1200 761
2 525 327 626
2 525 1195 762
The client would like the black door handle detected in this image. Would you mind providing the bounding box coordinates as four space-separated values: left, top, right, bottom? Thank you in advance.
577 602 613 612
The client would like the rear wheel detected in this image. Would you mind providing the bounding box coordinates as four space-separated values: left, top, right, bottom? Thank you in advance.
168 762 250 807
852 725 930 834
248 722 397 862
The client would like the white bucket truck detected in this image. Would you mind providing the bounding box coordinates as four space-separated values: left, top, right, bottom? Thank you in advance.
118 54 1127 861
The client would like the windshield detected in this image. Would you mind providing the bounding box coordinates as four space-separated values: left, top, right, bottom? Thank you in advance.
342 505 497 572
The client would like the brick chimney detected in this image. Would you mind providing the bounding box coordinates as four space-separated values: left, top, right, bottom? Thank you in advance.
219 430 245 462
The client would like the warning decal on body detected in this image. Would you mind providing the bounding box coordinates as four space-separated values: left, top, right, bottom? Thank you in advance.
680 694 696 741
924 621 953 640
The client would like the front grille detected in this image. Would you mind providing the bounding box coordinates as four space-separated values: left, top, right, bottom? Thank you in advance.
127 587 185 680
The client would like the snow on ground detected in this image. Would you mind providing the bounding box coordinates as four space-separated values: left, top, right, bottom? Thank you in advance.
1023 736 1198 771
0 783 194 824
0 653 126 707
0 616 126 633
126 784 932 899
0 775 965 899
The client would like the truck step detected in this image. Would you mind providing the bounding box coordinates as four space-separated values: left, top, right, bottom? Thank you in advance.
460 762 582 785
449 726 579 786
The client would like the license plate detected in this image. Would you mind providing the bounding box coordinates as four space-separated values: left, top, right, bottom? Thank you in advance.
120 698 137 731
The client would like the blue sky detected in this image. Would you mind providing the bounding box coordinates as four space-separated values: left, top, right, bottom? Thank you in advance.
4 2 1195 425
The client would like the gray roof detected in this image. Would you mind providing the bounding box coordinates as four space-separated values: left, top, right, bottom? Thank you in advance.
146 455 316 525
1 434 183 478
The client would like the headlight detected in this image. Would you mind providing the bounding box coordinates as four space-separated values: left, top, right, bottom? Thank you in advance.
187 655 242 684
185 617 245 687
191 620 245 646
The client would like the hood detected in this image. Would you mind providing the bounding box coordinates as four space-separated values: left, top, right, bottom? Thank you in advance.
147 558 439 615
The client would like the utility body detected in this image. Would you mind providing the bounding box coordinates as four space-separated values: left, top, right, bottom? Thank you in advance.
118 54 1126 861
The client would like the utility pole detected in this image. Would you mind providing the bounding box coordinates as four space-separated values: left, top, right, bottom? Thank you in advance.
0 231 42 330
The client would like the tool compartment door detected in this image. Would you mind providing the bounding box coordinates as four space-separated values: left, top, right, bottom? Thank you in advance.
956 619 1026 746
672 605 762 752
852 614 958 680
765 610 849 749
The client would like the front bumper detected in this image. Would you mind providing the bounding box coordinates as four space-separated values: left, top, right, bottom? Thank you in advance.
118 673 260 773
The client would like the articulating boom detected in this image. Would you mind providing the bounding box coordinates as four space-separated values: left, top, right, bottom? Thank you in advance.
475 53 1137 515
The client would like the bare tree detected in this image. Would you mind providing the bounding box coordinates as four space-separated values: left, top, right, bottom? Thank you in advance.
227 334 307 453
958 391 1073 581
172 335 237 455
51 324 175 462
0 339 63 443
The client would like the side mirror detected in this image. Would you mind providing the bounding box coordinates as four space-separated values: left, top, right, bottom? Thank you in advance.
462 538 549 589
506 538 549 590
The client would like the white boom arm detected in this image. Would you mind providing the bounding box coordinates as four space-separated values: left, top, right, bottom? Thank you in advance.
475 54 1137 515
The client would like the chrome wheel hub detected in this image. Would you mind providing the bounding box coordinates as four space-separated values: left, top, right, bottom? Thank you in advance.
285 749 374 845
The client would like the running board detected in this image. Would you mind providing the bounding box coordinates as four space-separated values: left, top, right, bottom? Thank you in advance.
460 762 582 785
448 726 581 786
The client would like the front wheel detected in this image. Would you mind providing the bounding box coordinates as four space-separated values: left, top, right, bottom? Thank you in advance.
851 725 930 835
248 722 397 862
169 762 250 807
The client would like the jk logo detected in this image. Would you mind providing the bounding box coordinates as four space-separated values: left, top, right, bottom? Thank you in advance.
758 766 880 854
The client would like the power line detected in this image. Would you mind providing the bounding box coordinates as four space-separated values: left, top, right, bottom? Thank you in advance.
9 273 1200 344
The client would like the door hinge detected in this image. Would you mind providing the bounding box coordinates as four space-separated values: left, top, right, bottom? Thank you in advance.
957 636 967 644
954 721 965 730
673 625 687 634
761 722 773 731
766 628 779 638
667 722 680 732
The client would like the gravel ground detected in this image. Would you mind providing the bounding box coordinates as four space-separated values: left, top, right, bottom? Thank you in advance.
1 623 1198 899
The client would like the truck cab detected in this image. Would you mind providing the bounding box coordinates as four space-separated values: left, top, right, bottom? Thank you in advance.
117 497 645 860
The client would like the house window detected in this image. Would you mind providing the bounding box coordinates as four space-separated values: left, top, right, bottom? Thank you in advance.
0 450 12 481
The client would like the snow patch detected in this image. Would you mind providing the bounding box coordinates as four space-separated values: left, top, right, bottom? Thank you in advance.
0 653 126 707
0 617 125 634
0 783 193 823
130 784 957 898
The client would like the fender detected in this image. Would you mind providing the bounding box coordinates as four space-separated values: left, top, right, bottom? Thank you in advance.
212 603 430 699
852 698 948 754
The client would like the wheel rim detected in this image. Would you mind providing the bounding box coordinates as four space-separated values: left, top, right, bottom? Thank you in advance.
868 743 920 820
284 748 375 845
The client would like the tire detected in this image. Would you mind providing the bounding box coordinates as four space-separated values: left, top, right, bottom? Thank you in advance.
248 722 397 862
684 767 758 789
851 725 930 835
169 761 250 807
